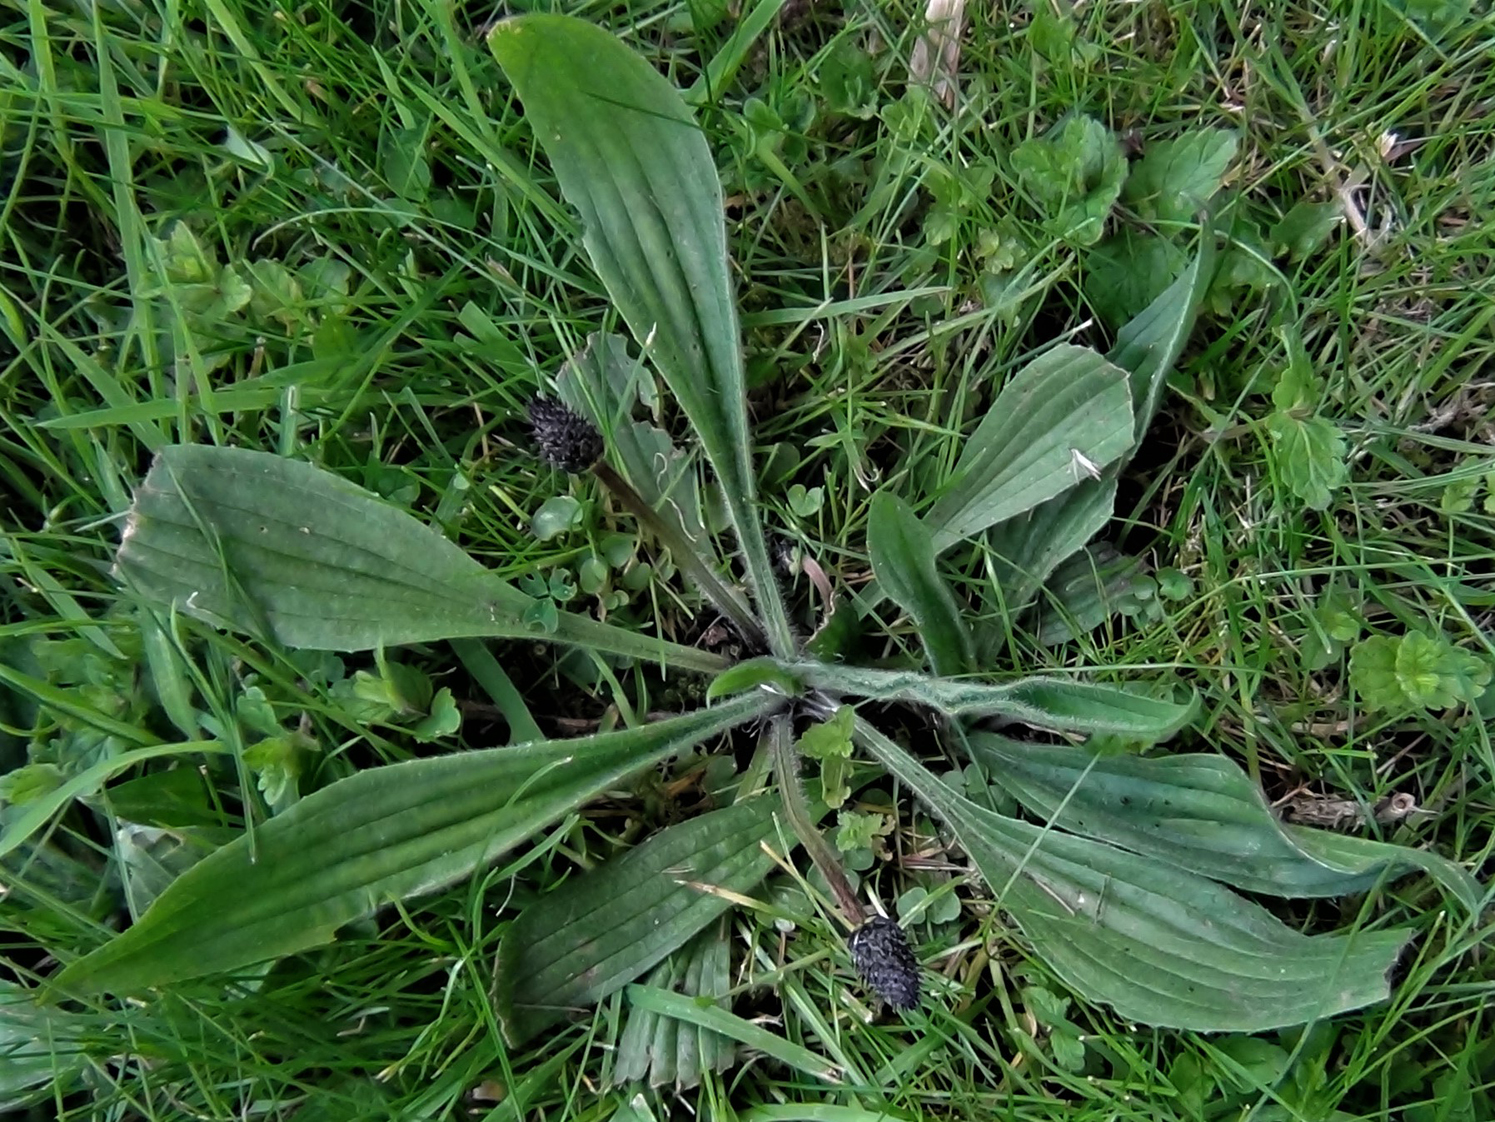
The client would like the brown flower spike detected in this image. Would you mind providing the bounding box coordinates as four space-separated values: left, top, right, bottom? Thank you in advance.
849 915 921 1010
529 397 603 474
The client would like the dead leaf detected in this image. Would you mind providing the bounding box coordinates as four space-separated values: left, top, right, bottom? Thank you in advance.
909 0 966 108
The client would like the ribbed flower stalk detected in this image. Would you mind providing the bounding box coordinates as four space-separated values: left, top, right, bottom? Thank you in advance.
528 397 766 650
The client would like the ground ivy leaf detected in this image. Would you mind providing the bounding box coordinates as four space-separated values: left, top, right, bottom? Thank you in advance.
1270 200 1344 260
1349 636 1409 711
1123 130 1238 224
1395 633 1489 710
1084 230 1186 329
1265 412 1346 510
1011 115 1125 246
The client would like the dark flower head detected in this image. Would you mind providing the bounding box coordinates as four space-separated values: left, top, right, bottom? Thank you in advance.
849 915 920 1010
529 397 603 473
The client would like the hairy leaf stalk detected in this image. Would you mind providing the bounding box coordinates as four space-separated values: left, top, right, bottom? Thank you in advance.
768 715 862 925
591 461 768 652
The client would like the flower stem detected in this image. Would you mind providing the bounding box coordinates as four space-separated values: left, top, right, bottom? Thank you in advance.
591 460 768 652
769 714 863 926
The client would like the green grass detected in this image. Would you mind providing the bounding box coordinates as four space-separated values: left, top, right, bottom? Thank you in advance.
4 0 1495 1117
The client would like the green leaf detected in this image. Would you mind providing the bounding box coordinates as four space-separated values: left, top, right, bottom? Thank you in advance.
1270 200 1343 260
925 345 1134 552
119 445 725 673
0 981 87 1109
787 662 1196 741
1032 545 1157 646
1011 115 1125 245
52 692 775 996
1265 412 1346 511
1122 130 1238 224
115 821 222 920
532 496 584 541
556 333 708 549
489 16 792 656
818 39 878 118
968 734 1479 908
705 656 804 703
1394 633 1489 710
0 741 228 861
797 704 855 809
867 493 973 674
1350 636 1407 711
612 924 736 1089
854 720 1413 1032
985 478 1119 613
497 794 782 1044
1084 230 1187 330
1110 235 1216 450
0 762 64 806
797 706 854 761
865 239 1211 620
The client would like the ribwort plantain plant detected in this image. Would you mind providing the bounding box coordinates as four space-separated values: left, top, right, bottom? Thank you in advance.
38 15 1478 1055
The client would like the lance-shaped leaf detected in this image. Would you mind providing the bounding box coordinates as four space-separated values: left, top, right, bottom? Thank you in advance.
489 16 792 655
925 345 1133 554
557 333 710 552
118 445 724 673
854 720 1413 1032
985 477 1118 613
1110 231 1216 453
981 237 1216 614
611 923 736 1090
969 735 1480 909
1031 545 1155 646
789 662 1196 742
497 795 781 1045
868 493 973 676
51 692 774 996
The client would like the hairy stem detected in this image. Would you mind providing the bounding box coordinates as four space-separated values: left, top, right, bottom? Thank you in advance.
591 460 768 652
769 714 863 926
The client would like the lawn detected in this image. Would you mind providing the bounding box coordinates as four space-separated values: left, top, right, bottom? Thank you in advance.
2 0 1494 1118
